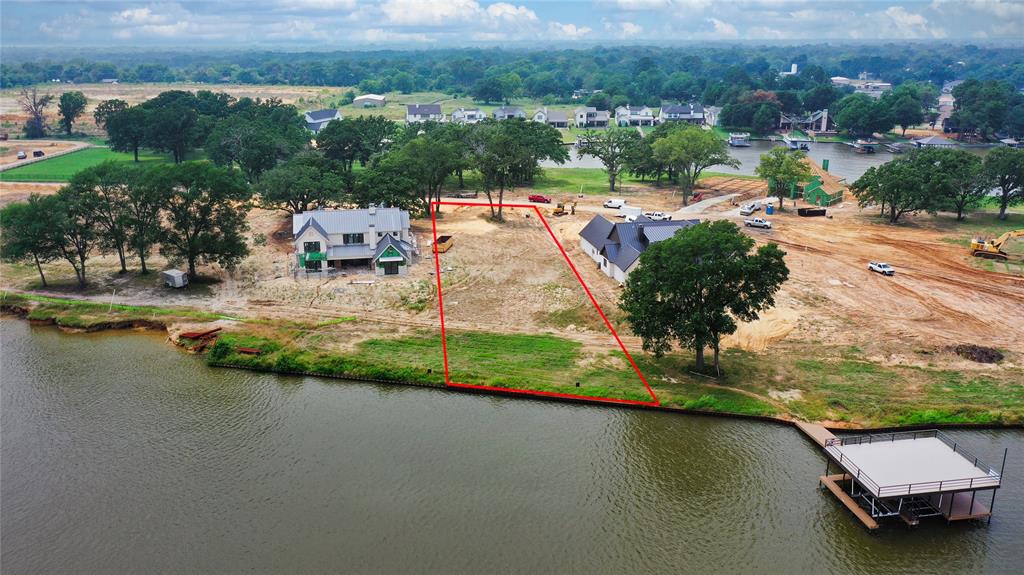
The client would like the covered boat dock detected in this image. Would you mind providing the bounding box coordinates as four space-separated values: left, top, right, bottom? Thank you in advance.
799 424 1006 529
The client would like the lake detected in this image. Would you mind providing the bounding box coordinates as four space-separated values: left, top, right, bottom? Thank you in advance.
2 319 1021 574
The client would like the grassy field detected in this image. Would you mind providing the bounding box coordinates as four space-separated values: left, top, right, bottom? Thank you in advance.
0 147 206 182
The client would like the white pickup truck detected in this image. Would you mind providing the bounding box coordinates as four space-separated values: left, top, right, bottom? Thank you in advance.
744 217 772 229
643 211 673 221
739 202 761 216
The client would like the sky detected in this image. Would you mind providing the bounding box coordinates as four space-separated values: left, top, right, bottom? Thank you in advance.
2 0 1022 48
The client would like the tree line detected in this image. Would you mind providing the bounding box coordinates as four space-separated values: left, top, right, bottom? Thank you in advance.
851 146 1024 223
1 161 251 288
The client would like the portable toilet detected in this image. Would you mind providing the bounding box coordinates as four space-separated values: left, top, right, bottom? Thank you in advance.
766 204 775 215
161 269 188 288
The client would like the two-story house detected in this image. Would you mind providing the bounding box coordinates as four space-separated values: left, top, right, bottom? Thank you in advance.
406 104 444 123
574 106 610 128
293 207 414 276
614 105 655 127
658 103 705 125
304 109 343 133
451 107 487 124
493 106 526 120
532 108 569 128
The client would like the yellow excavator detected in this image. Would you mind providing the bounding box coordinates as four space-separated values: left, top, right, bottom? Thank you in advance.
970 229 1024 260
552 201 577 217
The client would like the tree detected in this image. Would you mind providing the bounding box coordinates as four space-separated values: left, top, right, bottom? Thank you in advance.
951 79 1020 140
397 135 459 215
94 99 128 130
106 106 148 162
55 184 100 288
159 162 252 277
652 125 738 205
206 116 303 182
851 153 936 223
576 128 641 192
984 147 1024 220
470 123 527 221
801 84 841 112
619 220 788 374
922 148 988 221
888 94 924 137
125 165 171 274
145 104 198 163
57 91 87 135
0 195 64 287
257 152 347 214
354 154 420 212
834 93 893 137
316 118 364 172
67 162 132 273
754 148 811 211
751 104 779 134
18 87 54 138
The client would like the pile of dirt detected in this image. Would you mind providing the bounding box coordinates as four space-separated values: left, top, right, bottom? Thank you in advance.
950 344 1004 364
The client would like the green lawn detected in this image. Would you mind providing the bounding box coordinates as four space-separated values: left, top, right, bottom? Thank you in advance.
0 147 205 182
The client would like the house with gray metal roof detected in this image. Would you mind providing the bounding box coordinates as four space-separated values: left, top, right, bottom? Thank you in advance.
293 207 415 276
493 106 526 120
579 214 700 283
406 104 444 123
304 109 343 133
659 103 705 125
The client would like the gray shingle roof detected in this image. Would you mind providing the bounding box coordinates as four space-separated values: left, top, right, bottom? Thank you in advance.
295 216 330 239
306 109 340 121
580 214 700 272
546 110 568 122
408 104 441 116
372 234 412 261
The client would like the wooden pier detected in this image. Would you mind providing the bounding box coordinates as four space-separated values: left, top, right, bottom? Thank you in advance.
819 473 880 530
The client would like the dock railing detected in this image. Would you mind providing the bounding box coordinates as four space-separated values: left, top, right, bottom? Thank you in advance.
824 429 1002 498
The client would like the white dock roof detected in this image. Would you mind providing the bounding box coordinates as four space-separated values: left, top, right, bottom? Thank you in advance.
826 435 1000 498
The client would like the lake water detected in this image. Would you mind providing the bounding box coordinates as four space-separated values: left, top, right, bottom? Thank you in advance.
2 319 1021 574
546 141 899 183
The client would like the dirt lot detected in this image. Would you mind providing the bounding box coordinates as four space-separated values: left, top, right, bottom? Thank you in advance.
0 140 81 165
0 181 62 207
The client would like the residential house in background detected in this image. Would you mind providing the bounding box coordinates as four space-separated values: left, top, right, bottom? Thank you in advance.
778 109 835 134
353 94 387 107
304 109 343 133
532 108 569 128
406 104 444 123
615 105 655 126
293 207 414 276
493 106 526 120
913 135 958 148
451 107 487 124
658 103 705 125
574 106 610 128
572 88 602 100
578 214 700 283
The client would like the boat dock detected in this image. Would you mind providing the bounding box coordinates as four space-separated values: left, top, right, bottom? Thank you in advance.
796 423 1006 530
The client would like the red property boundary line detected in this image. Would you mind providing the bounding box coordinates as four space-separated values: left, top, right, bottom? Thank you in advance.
430 200 660 407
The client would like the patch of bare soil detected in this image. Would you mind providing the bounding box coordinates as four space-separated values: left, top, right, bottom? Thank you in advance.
0 182 62 207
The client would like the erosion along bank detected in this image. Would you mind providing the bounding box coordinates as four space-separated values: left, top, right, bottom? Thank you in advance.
4 291 1022 429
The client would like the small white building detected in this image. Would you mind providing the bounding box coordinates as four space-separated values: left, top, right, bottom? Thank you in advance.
532 107 569 128
492 106 526 120
353 94 387 108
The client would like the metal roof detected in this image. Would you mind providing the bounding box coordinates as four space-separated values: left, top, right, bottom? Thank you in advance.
327 245 373 259
294 216 331 239
372 234 412 261
407 104 441 115
579 215 615 248
292 208 410 236
580 214 700 272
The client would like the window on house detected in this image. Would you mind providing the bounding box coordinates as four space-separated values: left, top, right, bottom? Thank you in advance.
303 241 321 253
343 233 364 245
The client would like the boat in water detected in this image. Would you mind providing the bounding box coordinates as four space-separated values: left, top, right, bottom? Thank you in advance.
847 139 878 154
728 132 751 147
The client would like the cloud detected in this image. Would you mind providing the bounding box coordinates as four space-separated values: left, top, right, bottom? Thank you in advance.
361 27 436 42
706 17 738 38
549 22 592 39
620 21 643 36
486 2 537 21
283 0 358 9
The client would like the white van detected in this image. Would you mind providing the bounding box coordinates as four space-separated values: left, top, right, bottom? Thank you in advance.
603 198 627 209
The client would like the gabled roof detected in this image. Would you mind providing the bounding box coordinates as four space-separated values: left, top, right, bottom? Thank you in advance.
306 109 340 122
546 110 568 122
579 215 615 249
372 234 412 261
355 94 386 101
914 135 956 146
295 216 330 239
580 214 700 272
494 106 524 116
407 104 441 115
293 208 410 236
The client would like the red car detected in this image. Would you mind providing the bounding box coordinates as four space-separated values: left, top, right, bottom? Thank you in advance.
528 194 551 203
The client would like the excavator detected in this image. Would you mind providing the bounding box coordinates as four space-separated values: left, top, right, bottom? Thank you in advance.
970 229 1024 260
552 200 577 217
